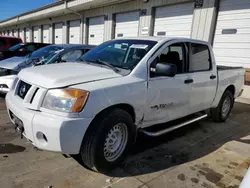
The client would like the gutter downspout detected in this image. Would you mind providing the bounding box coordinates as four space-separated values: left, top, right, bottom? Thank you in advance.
64 0 84 44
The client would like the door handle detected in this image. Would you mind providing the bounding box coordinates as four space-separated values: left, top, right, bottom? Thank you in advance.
184 79 193 84
210 75 216 80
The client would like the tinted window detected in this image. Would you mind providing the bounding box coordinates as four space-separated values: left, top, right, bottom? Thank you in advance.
81 40 157 71
9 43 25 51
0 38 7 50
30 45 64 64
189 43 210 72
61 50 83 62
10 39 21 47
151 43 185 75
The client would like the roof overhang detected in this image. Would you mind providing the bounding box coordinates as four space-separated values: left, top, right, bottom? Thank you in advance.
0 0 133 28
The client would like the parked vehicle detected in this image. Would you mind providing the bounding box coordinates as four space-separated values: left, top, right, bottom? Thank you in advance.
0 44 95 93
0 36 22 51
5 37 245 173
0 42 50 61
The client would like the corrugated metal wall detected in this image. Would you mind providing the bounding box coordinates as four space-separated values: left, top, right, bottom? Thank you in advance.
0 0 217 44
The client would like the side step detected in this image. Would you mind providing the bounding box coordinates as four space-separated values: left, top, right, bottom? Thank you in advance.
140 114 208 137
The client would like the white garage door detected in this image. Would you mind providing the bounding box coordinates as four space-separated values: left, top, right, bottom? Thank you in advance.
69 20 81 44
33 26 39 42
54 23 63 44
25 28 31 42
19 29 25 41
154 2 194 37
88 16 104 45
213 0 250 68
42 25 50 43
115 11 140 38
13 29 18 37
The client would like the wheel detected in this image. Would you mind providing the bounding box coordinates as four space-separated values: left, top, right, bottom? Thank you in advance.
79 108 134 173
211 90 234 122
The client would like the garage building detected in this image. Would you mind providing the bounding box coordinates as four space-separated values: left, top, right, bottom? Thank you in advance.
0 0 249 73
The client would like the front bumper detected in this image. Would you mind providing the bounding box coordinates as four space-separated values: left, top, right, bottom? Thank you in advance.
6 92 93 154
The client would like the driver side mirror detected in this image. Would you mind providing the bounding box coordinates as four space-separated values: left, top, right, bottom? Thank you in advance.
155 63 177 77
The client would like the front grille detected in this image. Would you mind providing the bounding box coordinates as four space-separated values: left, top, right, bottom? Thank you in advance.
17 81 31 99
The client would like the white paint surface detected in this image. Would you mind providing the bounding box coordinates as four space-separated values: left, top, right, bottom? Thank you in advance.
88 16 104 45
54 23 63 44
213 0 250 68
115 11 140 38
68 20 81 44
42 25 50 43
154 2 194 37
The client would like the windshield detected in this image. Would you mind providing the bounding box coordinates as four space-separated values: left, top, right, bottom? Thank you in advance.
9 43 24 51
80 40 157 71
29 45 64 64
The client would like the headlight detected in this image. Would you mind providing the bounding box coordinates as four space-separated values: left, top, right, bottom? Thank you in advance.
42 88 89 113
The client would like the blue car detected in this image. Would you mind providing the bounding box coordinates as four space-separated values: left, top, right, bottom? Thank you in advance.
0 44 95 93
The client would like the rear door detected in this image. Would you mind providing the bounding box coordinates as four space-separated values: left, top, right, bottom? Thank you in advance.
187 42 217 113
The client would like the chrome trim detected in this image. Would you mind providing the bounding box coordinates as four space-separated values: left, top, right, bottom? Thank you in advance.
140 114 208 137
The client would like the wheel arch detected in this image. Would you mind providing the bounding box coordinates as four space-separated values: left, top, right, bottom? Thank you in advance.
225 85 235 97
79 103 138 154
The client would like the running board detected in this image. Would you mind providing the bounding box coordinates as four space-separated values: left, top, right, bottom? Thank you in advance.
140 114 208 137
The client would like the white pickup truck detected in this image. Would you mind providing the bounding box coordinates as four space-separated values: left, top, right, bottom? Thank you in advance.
6 37 244 173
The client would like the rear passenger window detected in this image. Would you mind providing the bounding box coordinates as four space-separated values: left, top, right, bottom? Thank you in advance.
10 39 21 47
0 38 6 50
189 43 210 72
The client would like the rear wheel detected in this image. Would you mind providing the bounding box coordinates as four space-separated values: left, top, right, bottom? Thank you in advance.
79 108 134 173
211 90 234 122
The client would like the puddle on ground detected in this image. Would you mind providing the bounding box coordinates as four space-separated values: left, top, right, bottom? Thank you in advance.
0 143 25 154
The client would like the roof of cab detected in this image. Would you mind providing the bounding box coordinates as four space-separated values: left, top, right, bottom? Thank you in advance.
113 36 210 44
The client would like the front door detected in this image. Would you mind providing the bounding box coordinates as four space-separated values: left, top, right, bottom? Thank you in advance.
142 42 191 127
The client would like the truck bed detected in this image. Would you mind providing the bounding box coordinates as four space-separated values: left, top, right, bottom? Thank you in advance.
211 66 245 108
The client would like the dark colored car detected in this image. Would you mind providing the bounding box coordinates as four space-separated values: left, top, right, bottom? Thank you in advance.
0 42 50 61
0 36 23 51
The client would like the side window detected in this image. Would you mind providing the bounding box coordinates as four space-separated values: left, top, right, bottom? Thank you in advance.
189 43 210 72
23 44 36 52
61 50 83 62
0 38 6 50
10 39 20 47
151 43 185 76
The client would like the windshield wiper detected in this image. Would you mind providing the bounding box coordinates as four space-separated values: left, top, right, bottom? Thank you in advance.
95 59 120 73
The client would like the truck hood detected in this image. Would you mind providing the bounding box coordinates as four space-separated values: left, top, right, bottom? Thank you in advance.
0 56 27 69
18 63 123 88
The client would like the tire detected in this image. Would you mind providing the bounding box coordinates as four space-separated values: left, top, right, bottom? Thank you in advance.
211 90 234 122
79 108 134 173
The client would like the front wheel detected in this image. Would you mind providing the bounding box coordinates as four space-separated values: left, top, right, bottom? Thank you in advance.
211 90 234 122
79 108 134 173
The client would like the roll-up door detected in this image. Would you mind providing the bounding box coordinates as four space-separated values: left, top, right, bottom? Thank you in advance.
33 26 39 42
213 0 250 68
115 11 140 38
69 20 81 44
154 2 194 37
42 25 50 43
88 16 104 45
54 23 63 44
